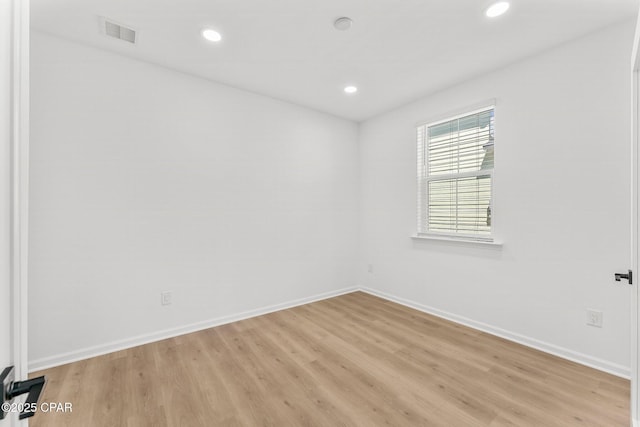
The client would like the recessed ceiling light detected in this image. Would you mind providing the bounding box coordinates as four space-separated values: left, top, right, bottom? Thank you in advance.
202 29 222 42
334 17 353 31
485 2 510 18
344 86 358 94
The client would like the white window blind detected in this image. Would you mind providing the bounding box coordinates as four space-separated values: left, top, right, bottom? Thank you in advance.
417 107 494 239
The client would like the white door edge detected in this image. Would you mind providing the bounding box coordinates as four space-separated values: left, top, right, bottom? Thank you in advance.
2 0 29 426
11 0 29 386
631 9 640 426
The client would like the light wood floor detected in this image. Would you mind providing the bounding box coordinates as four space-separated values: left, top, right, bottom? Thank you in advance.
30 291 629 426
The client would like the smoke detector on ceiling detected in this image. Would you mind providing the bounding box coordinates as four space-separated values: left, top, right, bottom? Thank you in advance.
334 17 353 31
101 17 137 44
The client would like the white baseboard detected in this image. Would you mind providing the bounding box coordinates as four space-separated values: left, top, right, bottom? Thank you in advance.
30 285 632 380
29 286 358 372
360 287 631 379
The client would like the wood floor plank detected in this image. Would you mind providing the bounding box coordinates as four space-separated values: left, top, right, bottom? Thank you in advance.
29 291 630 426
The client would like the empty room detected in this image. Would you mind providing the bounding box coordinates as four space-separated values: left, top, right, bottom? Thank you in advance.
2 0 640 426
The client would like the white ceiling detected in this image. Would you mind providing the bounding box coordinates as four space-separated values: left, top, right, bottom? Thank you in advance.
31 0 638 122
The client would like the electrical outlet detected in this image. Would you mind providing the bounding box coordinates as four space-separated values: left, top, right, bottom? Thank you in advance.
161 291 172 306
586 309 603 328
368 264 373 273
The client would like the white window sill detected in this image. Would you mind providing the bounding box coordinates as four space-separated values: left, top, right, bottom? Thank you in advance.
411 234 503 246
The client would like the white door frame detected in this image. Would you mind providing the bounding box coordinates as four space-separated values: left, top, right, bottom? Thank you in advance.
11 0 29 386
1 0 28 425
0 0 29 420
631 9 640 427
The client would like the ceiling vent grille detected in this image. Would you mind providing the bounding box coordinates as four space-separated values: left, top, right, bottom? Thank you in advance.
103 19 136 44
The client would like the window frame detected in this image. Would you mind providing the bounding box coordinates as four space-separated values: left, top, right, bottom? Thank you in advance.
416 103 496 242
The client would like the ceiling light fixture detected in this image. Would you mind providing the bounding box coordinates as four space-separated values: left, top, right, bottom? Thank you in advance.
202 29 222 42
334 17 353 31
344 86 358 94
485 2 510 18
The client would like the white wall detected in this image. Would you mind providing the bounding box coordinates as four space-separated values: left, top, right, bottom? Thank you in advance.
358 22 634 375
29 32 359 366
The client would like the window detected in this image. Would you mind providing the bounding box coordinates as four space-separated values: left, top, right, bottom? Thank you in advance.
417 106 494 240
